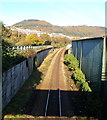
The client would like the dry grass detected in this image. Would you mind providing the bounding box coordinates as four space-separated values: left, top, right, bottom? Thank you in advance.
38 48 59 79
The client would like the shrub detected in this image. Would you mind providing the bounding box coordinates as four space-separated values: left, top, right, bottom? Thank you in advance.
2 40 36 72
73 68 86 82
64 53 92 92
82 82 92 92
76 81 83 88
64 54 79 69
19 49 36 58
64 54 72 65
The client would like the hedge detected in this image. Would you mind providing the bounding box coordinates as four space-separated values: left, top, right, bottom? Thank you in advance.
64 53 92 92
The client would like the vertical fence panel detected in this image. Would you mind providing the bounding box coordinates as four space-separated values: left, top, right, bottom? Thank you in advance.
72 37 104 92
77 41 82 68
72 41 77 58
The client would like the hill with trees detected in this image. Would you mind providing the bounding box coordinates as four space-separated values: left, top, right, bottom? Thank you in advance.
12 19 105 37
2 21 70 47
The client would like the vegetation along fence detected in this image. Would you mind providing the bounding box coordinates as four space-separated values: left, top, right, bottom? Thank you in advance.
72 37 107 100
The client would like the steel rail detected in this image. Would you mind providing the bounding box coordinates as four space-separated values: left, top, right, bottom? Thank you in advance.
44 49 60 117
44 48 64 118
58 49 62 118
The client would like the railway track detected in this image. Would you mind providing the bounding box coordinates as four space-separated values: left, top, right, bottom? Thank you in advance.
31 48 72 118
44 48 63 118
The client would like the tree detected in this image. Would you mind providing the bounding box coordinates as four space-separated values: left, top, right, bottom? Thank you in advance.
1 22 12 40
40 34 51 45
26 34 44 45
0 22 27 46
40 34 51 41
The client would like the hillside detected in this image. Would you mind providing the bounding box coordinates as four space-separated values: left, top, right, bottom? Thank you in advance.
12 19 105 37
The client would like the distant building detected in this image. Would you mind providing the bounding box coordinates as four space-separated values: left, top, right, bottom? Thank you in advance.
11 27 74 39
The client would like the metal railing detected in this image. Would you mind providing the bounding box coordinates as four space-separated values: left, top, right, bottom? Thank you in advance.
12 45 52 51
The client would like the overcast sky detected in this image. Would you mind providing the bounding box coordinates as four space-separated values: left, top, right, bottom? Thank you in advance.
0 0 106 27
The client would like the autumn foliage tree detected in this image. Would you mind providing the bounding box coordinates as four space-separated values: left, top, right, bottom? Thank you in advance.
25 34 45 45
1 23 27 46
51 36 71 47
1 20 71 47
40 34 51 44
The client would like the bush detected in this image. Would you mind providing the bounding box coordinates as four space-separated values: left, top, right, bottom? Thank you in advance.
64 54 72 65
64 53 92 92
76 81 83 88
82 82 92 92
2 40 36 72
19 49 36 58
73 68 86 82
64 54 79 69
73 68 92 92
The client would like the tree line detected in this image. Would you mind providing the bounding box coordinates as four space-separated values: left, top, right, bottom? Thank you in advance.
1 23 71 47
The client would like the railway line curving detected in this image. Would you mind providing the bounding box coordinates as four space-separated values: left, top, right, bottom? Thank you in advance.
31 48 72 118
